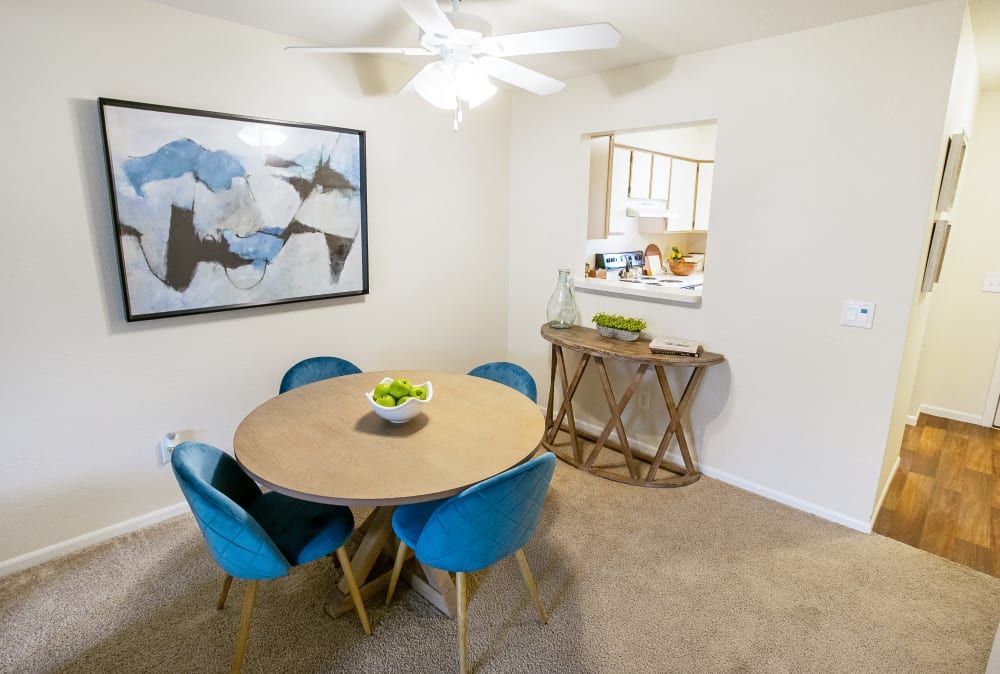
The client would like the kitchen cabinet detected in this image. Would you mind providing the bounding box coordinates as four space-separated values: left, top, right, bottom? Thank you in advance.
586 135 613 240
628 150 652 199
694 162 714 231
607 147 631 235
586 136 629 239
650 155 670 200
666 159 697 231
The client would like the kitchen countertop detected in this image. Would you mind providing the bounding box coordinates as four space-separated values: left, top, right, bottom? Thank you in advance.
574 272 704 304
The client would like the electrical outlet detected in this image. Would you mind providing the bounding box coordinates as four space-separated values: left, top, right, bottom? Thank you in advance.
159 432 179 464
638 391 651 410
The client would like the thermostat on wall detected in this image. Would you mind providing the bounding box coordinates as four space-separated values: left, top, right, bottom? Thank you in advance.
841 300 876 329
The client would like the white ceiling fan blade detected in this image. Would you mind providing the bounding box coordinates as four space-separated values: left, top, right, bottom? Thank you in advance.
398 0 455 38
479 56 565 96
285 46 433 56
480 23 620 57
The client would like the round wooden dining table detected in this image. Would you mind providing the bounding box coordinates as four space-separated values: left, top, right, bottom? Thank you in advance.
233 369 545 618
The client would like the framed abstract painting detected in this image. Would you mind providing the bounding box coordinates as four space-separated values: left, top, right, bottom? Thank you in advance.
98 99 368 321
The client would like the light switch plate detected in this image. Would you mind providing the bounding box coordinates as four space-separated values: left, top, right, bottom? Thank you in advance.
841 300 876 329
984 273 1000 293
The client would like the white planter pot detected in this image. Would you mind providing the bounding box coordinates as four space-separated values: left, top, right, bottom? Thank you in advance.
596 325 641 342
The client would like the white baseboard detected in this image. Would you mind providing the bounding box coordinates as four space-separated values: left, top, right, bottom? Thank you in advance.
0 501 189 577
918 403 985 426
905 414 918 426
565 417 872 534
871 455 900 525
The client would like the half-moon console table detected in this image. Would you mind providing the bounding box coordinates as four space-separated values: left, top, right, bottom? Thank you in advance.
540 323 724 487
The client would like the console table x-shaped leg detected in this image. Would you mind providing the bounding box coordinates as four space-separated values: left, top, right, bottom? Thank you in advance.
544 343 709 487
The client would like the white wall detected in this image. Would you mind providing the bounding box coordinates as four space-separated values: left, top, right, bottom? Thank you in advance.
507 1 966 529
876 8 980 505
910 87 1000 424
0 0 511 564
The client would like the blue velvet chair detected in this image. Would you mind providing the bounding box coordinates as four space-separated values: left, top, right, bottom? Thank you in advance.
384 453 556 674
171 442 370 674
279 356 362 394
467 361 537 403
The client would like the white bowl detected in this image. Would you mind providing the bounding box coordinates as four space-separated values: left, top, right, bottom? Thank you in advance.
364 378 433 424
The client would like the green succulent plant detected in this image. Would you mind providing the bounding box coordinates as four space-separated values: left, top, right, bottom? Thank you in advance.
592 312 647 333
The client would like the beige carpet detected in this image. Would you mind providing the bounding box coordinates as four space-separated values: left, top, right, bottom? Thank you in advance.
2 460 999 673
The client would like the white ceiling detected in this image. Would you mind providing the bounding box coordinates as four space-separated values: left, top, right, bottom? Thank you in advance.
152 0 999 87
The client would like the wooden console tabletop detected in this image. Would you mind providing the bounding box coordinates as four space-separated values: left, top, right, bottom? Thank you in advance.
540 324 724 487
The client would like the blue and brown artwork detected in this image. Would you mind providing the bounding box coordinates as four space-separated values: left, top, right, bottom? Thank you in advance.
99 100 368 320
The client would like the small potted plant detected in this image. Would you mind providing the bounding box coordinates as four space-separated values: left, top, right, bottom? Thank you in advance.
592 312 647 341
667 246 696 276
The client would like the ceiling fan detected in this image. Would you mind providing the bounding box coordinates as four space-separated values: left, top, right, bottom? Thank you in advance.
286 0 621 128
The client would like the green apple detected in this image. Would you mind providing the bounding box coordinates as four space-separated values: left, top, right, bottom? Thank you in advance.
412 385 428 401
375 394 396 408
388 378 412 398
373 382 391 399
396 395 413 404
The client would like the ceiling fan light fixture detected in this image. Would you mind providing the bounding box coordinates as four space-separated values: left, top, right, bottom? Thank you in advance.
413 61 458 110
454 60 496 108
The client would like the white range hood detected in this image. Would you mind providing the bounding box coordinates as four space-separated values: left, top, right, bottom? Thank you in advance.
625 204 676 218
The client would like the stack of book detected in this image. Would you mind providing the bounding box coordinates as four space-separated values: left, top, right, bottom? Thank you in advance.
649 336 703 357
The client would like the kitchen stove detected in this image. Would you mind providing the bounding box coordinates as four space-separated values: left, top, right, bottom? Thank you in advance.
594 251 644 274
593 250 699 287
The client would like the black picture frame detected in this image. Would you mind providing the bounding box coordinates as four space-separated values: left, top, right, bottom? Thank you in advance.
98 98 369 321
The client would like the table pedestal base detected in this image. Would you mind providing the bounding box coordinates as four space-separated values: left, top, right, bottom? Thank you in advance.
324 506 458 619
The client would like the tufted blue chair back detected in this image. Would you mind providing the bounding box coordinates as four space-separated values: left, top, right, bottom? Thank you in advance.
415 453 556 573
172 442 291 580
279 356 362 394
467 361 537 403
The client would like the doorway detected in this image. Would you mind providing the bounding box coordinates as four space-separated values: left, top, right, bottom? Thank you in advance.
874 414 1000 576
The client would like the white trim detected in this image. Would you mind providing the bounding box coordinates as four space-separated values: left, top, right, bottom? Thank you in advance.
698 460 872 533
905 414 918 426
919 403 985 426
566 417 872 534
0 501 189 577
983 343 1000 429
871 455 901 525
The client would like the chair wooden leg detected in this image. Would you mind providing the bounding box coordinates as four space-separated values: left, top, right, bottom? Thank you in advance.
217 574 234 610
457 571 469 674
231 580 257 674
515 549 548 624
336 546 372 636
385 540 409 606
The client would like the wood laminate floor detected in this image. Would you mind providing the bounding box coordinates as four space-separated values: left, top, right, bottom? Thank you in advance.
874 414 1000 576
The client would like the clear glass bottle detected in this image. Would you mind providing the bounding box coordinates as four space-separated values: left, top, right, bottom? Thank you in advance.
546 268 579 329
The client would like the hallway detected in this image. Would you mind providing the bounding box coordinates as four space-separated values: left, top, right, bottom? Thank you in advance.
874 414 1000 576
